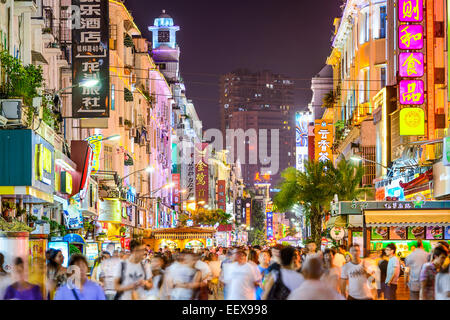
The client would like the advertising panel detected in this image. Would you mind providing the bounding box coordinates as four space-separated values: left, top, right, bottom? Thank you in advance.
399 107 425 135
296 112 311 172
85 135 103 174
72 0 110 118
98 199 122 222
172 173 180 205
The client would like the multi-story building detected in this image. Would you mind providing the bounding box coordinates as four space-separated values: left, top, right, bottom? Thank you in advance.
219 69 295 187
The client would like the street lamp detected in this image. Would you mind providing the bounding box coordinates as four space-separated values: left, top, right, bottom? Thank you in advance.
121 166 154 182
350 155 394 175
54 79 100 96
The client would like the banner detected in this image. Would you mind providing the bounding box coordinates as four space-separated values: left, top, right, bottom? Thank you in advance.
296 112 311 172
72 0 110 118
314 120 333 163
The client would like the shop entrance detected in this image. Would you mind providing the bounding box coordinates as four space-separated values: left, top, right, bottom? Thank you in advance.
159 240 178 250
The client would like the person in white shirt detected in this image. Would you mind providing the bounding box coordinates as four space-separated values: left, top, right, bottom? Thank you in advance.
333 246 347 268
405 239 429 300
340 244 373 300
435 258 450 300
114 241 153 300
384 243 401 300
99 250 121 300
207 253 221 300
289 256 344 300
195 254 212 300
168 252 202 300
223 249 261 300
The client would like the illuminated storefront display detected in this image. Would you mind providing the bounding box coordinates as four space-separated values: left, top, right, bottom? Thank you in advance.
314 120 333 163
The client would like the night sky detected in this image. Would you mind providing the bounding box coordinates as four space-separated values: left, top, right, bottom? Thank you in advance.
125 0 342 130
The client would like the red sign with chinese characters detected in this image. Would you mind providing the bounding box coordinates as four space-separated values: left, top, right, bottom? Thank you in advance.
217 180 226 211
195 143 209 205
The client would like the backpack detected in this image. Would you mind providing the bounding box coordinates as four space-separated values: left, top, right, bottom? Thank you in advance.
266 269 291 300
114 261 147 300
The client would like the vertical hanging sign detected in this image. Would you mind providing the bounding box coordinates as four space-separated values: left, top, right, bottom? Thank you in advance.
314 120 333 163
72 0 110 118
217 180 226 211
195 143 209 206
397 0 427 137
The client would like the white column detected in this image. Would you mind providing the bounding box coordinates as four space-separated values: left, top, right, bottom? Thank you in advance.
22 11 31 65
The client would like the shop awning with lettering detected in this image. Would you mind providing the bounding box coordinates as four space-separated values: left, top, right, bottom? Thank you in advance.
365 210 450 227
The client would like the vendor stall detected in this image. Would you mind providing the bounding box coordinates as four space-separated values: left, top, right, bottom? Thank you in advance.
144 227 216 251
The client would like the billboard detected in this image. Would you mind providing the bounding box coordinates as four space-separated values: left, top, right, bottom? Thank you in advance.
296 112 311 172
72 0 110 118
314 120 333 163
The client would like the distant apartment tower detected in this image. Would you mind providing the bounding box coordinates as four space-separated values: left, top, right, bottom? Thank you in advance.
219 69 295 187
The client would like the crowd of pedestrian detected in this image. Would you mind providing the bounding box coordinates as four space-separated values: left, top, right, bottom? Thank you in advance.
0 239 448 300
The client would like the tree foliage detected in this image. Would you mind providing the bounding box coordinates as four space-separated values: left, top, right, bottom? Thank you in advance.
274 159 364 248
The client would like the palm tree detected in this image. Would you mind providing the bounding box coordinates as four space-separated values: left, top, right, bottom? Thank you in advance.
330 159 366 201
274 161 335 248
274 159 365 248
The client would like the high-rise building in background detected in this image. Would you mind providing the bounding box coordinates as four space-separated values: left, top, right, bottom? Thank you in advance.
219 69 295 187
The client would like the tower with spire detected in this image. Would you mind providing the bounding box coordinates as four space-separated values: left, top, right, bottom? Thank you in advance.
148 10 181 83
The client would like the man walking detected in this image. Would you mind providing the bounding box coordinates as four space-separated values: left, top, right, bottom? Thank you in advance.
384 243 400 300
405 239 429 300
340 244 373 300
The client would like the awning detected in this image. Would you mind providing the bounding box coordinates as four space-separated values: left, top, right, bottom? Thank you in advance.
326 215 347 229
365 210 450 227
0 186 53 203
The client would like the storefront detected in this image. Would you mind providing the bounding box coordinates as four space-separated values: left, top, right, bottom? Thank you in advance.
336 200 450 257
144 227 216 251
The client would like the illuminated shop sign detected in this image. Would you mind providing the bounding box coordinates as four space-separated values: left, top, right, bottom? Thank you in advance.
314 120 333 163
60 171 73 194
399 108 425 136
85 134 103 174
399 80 424 105
35 144 52 185
72 0 110 118
296 112 311 172
398 0 423 22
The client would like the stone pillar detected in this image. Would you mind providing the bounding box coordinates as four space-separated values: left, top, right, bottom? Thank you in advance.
22 11 31 65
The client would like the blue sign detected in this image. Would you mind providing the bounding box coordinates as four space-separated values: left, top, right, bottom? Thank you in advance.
63 233 85 244
266 212 273 239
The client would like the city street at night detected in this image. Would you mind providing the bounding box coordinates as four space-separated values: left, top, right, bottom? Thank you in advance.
0 0 449 307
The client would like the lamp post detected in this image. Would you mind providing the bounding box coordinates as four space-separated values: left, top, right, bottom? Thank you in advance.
54 79 100 96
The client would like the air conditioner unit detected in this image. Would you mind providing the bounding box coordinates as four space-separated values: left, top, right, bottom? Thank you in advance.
0 99 23 124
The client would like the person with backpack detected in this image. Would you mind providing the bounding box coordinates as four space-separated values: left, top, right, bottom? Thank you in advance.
262 246 303 300
114 240 153 300
288 256 344 300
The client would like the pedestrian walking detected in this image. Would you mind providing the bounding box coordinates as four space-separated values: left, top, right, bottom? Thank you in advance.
54 254 105 300
322 248 341 293
223 249 261 300
288 256 343 300
114 240 153 300
207 253 221 300
0 253 13 300
419 246 449 300
333 245 347 268
377 249 389 299
3 257 43 300
340 244 373 300
256 250 271 300
435 255 450 300
384 243 401 300
46 249 67 300
405 239 429 300
168 251 202 300
263 246 303 300
98 250 121 300
146 254 166 300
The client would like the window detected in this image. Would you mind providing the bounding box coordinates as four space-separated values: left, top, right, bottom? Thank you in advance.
379 6 387 39
359 10 370 44
104 146 113 171
380 66 386 88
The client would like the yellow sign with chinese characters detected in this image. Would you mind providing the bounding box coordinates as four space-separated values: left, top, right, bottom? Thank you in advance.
35 144 52 184
399 108 425 136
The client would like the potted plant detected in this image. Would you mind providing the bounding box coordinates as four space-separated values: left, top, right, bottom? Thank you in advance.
42 27 52 34
124 33 134 48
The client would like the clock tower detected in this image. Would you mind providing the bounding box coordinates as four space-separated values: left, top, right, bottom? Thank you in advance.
149 10 181 83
